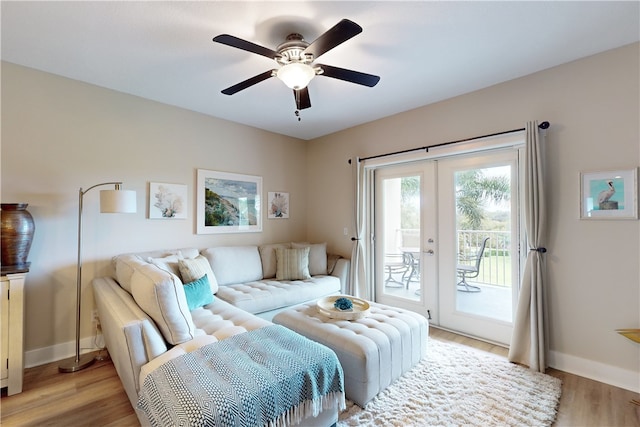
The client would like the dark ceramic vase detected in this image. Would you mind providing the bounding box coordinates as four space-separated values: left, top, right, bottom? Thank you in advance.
1 203 35 270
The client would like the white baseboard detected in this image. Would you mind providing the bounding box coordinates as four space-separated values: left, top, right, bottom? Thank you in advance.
25 334 104 368
549 350 640 393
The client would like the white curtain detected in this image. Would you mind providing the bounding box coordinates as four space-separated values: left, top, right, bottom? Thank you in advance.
348 157 370 299
508 121 548 372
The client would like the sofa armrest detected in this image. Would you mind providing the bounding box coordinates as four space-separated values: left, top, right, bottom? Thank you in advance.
93 277 168 406
330 258 350 293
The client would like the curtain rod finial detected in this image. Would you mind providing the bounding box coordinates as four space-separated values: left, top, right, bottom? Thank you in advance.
539 121 550 129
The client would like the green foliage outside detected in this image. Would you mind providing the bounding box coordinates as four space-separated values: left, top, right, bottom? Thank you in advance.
400 176 420 229
455 169 510 231
399 169 511 232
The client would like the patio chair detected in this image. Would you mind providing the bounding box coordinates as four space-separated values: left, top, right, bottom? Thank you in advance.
401 251 420 286
457 237 490 293
384 253 409 288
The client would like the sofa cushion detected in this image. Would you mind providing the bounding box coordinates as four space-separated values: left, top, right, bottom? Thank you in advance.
178 255 219 294
130 263 196 345
190 298 271 338
258 243 291 279
114 249 201 294
275 247 311 281
291 242 328 276
215 276 341 315
113 254 147 294
201 246 263 286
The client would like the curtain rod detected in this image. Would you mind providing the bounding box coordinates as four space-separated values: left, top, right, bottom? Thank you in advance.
352 121 550 163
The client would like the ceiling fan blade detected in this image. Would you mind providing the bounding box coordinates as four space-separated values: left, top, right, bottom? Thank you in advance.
213 34 280 60
221 70 275 95
294 88 311 110
316 64 380 87
303 19 362 60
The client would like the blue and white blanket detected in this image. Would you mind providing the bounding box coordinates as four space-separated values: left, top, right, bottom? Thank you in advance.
137 325 345 427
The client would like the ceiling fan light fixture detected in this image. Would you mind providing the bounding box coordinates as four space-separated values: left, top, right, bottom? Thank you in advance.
276 63 315 90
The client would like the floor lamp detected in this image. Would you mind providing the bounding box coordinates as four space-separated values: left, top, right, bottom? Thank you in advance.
59 182 136 373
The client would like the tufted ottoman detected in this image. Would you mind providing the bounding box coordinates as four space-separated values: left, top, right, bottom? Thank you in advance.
273 300 428 407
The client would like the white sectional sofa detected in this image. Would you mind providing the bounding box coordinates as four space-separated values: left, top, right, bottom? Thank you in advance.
93 242 349 426
203 242 347 319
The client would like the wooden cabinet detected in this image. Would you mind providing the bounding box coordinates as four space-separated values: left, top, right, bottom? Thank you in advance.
0 271 26 395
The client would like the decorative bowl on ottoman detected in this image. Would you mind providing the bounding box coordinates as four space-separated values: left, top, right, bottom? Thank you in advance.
317 295 371 320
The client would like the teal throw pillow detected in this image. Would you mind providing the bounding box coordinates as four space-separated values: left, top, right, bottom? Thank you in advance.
183 275 214 311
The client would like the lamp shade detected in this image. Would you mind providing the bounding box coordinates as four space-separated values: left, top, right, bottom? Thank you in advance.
276 63 315 90
100 189 137 213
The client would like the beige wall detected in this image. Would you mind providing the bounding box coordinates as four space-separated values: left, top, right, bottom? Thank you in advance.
1 62 308 356
2 42 638 390
307 43 640 389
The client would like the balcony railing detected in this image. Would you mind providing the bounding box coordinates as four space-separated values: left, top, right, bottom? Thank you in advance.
393 229 513 289
457 230 512 288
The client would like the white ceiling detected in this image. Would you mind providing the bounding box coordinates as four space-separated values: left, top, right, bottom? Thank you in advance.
2 1 639 140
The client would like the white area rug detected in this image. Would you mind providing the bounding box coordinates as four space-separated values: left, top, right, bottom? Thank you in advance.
338 339 561 427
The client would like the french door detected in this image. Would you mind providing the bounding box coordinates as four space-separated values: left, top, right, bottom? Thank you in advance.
374 162 437 315
373 149 521 345
437 150 520 344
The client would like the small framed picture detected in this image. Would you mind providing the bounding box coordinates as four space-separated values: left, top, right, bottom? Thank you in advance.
197 169 262 234
580 168 638 220
267 192 289 219
149 182 187 219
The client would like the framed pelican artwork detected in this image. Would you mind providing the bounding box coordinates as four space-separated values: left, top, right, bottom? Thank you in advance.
580 168 638 219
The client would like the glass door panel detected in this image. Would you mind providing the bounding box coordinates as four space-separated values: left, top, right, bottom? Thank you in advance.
454 166 513 322
378 173 421 302
438 150 520 345
374 163 437 316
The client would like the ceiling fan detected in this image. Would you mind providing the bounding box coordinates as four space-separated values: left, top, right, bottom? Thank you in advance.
212 19 380 112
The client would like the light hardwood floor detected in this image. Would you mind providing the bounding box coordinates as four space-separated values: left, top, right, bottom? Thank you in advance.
2 328 638 426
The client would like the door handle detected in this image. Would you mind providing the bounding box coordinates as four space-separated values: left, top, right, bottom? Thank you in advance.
424 249 435 255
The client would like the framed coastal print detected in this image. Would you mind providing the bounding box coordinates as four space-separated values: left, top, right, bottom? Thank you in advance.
197 169 262 233
580 168 638 219
149 182 187 219
267 192 289 219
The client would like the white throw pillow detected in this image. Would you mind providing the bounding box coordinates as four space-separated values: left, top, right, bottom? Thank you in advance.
291 242 328 276
147 252 183 278
178 255 219 294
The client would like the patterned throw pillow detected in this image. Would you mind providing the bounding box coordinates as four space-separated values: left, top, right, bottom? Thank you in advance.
183 275 214 311
275 247 311 281
178 255 219 294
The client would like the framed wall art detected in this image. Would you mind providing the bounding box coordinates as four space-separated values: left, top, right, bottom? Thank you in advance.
149 182 187 219
197 169 262 233
580 168 638 220
267 192 289 219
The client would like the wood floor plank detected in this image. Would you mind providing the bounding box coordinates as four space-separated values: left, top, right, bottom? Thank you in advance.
2 332 638 426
